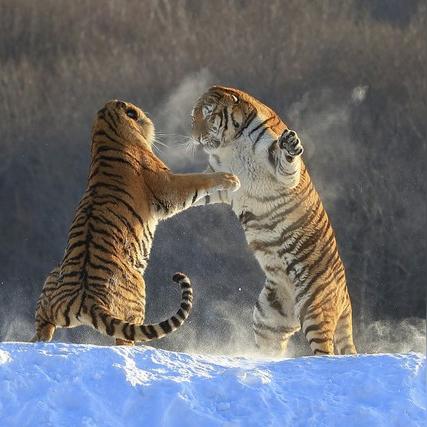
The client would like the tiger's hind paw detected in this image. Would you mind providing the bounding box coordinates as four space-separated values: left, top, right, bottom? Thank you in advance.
278 129 304 158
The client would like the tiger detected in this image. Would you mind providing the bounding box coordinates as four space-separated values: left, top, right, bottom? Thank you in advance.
191 86 356 356
32 99 240 345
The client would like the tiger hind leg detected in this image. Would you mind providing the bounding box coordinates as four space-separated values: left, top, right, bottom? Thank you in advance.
252 282 300 358
32 317 56 342
300 298 337 356
333 305 357 355
301 314 335 356
32 268 61 343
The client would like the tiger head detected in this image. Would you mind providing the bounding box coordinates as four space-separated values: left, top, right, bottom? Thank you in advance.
94 100 155 150
191 86 285 154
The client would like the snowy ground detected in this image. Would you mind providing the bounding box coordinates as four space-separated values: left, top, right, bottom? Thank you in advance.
0 343 425 427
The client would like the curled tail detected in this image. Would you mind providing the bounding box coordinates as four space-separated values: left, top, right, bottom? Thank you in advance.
90 273 193 342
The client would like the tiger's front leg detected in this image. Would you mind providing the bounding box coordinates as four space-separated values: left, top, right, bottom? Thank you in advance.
279 129 304 158
185 167 233 207
158 171 239 218
271 129 304 187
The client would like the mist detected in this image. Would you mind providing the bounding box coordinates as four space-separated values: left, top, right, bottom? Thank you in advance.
0 0 425 356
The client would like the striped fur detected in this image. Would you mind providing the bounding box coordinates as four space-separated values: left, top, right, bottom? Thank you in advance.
191 86 356 356
32 99 240 345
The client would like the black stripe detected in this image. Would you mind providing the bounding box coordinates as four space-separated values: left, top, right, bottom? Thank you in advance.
284 220 332 276
252 127 269 152
249 116 275 137
94 192 145 231
304 323 323 336
101 171 124 181
235 109 257 138
142 325 158 339
66 240 87 253
59 271 80 279
268 140 278 168
62 292 80 327
159 321 173 334
284 198 322 235
96 116 118 137
180 302 191 312
103 207 146 255
246 184 315 228
182 290 192 299
88 260 114 275
171 316 181 328
180 281 191 289
218 109 224 128
94 155 140 174
191 190 198 204
106 318 118 336
303 246 340 287
90 305 98 329
175 309 185 320
298 280 338 322
90 212 124 239
250 198 323 253
93 129 124 148
309 337 330 345
107 110 119 129
122 323 133 340
93 145 144 170
89 182 134 201
255 301 265 316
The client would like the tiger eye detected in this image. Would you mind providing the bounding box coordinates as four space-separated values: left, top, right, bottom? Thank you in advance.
126 108 138 120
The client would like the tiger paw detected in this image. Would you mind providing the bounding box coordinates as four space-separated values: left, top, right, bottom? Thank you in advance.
278 129 304 157
213 172 240 192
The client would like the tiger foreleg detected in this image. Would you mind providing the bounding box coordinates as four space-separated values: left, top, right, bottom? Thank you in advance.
164 171 239 215
279 129 304 158
189 167 233 207
272 129 304 187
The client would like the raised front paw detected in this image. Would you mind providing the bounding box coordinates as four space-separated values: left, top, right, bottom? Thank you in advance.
213 172 241 192
278 129 304 157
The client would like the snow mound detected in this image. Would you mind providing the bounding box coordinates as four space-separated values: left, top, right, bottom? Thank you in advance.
0 343 425 427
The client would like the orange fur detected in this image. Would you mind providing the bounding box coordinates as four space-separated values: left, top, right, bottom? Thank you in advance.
33 99 239 344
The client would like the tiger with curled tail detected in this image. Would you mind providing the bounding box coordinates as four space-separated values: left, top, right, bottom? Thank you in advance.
191 86 356 356
32 99 240 345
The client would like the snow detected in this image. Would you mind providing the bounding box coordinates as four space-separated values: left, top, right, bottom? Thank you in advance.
0 343 425 427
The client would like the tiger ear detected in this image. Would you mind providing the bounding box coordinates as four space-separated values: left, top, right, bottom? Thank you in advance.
202 104 214 118
231 95 239 103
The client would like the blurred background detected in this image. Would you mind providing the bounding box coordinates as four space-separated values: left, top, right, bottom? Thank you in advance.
0 0 425 355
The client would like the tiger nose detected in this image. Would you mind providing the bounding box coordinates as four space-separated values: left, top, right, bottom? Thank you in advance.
115 100 127 109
